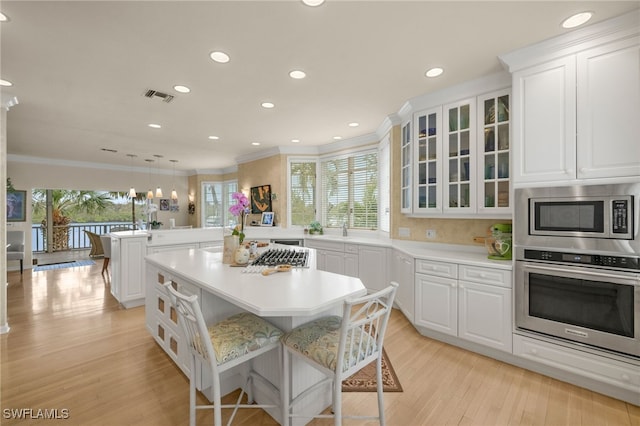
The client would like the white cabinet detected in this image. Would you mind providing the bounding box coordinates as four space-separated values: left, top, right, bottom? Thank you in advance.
458 265 512 352
305 240 358 277
576 37 640 179
357 245 388 292
407 76 512 217
391 250 414 323
506 16 640 184
400 120 412 214
110 234 147 308
415 260 512 352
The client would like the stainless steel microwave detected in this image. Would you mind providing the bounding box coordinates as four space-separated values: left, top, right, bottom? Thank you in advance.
514 183 639 255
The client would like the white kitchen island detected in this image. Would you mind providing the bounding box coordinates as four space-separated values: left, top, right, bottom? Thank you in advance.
144 246 367 425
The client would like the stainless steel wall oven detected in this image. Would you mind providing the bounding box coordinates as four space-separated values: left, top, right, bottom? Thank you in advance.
514 183 640 359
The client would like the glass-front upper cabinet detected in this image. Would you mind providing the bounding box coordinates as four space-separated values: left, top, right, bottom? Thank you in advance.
414 107 442 213
443 99 475 213
477 89 511 213
400 121 412 214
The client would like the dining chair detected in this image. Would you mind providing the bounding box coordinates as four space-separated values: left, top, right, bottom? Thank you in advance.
281 282 398 426
7 230 25 274
99 235 111 276
163 282 284 426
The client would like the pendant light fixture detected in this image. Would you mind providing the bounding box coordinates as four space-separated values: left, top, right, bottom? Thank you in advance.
145 158 155 199
126 154 137 198
169 159 178 200
153 154 163 198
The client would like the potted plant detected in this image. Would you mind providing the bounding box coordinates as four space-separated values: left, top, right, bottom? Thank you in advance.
149 220 163 230
308 221 323 235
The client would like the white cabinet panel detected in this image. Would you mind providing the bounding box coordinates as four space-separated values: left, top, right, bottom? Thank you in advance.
391 250 414 323
576 38 640 179
358 245 387 292
512 56 576 183
415 273 457 336
459 281 512 352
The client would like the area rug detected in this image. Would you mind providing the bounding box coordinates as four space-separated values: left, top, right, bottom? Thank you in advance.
33 260 95 272
342 348 403 392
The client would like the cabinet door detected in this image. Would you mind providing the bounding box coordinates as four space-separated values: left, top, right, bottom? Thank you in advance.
344 253 359 278
576 38 640 179
119 237 146 302
477 89 511 214
324 250 345 275
512 56 576 183
358 246 387 292
400 120 412 214
415 273 457 336
443 98 475 213
413 106 443 213
391 250 414 323
458 281 512 352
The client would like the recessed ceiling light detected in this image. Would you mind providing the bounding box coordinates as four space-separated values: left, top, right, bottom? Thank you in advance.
261 102 275 109
0 79 13 87
289 70 306 79
0 12 9 22
208 135 220 140
333 136 342 140
173 85 190 93
562 12 593 29
291 139 300 143
148 123 161 129
302 0 325 6
210 51 230 63
425 67 444 78
348 122 359 127
252 142 261 146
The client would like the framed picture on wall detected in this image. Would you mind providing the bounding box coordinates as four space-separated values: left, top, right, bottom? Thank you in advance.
159 198 170 211
7 190 26 222
250 185 272 214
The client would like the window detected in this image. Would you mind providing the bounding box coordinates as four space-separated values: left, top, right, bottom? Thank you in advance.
320 151 378 229
201 180 237 228
288 160 317 227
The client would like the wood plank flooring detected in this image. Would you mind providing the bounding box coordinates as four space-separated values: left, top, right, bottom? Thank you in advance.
2 262 639 425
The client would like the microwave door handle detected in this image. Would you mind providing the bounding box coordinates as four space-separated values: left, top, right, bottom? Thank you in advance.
524 263 640 283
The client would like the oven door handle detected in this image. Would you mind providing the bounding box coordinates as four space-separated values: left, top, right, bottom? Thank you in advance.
523 263 640 283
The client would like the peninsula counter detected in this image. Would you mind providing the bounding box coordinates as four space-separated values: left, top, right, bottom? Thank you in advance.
145 246 367 425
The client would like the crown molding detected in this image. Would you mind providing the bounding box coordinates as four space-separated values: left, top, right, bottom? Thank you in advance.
500 9 640 72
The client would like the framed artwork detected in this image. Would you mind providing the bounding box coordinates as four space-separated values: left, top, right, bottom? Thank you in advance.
250 185 272 214
7 190 27 222
260 212 274 226
159 198 170 211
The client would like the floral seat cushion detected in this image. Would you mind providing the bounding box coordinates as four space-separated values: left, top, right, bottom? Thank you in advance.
208 312 283 365
281 316 377 373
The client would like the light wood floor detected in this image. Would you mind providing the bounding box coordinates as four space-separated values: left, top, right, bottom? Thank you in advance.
2 261 639 425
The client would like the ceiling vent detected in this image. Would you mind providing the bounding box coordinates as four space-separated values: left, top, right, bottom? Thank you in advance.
143 89 174 103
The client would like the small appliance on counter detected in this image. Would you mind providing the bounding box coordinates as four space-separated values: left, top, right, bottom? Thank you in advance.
485 223 512 260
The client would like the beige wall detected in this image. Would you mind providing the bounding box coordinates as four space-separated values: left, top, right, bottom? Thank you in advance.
389 124 511 246
237 154 286 227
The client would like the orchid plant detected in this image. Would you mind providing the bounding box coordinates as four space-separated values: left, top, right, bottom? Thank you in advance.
229 191 250 243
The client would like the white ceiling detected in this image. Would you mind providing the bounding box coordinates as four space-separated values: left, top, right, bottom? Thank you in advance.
2 1 638 173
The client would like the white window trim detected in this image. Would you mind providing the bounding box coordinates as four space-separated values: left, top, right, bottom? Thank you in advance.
200 179 237 228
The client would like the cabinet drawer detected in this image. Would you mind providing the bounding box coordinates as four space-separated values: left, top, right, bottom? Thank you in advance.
305 239 345 252
513 334 640 393
345 244 359 254
415 259 457 278
459 265 511 288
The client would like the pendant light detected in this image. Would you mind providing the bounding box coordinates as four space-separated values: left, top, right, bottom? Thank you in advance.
153 154 163 198
126 154 137 198
145 159 154 199
169 159 178 200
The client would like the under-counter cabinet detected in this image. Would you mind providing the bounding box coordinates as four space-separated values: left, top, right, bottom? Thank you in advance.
357 245 388 293
415 260 512 352
391 250 415 323
503 13 640 184
304 239 358 278
110 233 147 308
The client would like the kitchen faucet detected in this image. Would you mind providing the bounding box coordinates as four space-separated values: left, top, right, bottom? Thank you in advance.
342 222 348 237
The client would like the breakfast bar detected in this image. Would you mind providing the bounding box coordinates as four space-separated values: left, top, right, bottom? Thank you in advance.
144 246 367 425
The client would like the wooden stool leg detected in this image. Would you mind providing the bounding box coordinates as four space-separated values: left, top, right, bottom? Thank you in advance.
102 257 110 275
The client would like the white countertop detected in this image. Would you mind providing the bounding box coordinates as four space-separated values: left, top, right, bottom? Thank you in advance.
145 247 367 317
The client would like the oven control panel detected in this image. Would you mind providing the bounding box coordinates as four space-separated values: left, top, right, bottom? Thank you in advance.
524 249 640 270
